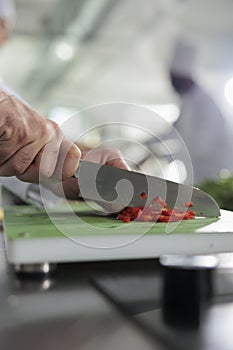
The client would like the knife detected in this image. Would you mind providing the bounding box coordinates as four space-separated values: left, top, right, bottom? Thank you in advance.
74 160 220 217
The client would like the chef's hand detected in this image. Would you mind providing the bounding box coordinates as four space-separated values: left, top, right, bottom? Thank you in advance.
46 146 130 200
81 147 130 171
0 90 81 182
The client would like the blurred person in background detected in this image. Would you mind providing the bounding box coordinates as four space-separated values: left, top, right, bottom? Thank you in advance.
169 39 232 185
0 0 129 208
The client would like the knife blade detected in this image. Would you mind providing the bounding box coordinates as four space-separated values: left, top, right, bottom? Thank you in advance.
74 160 220 217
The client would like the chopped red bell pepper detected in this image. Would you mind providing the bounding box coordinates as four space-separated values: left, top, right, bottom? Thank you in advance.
116 196 196 223
184 201 193 208
139 192 147 199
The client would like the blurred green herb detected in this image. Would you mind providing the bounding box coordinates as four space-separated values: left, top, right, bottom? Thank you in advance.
199 176 233 211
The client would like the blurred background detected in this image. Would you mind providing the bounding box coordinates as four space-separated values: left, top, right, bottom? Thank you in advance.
0 0 232 120
1 0 233 205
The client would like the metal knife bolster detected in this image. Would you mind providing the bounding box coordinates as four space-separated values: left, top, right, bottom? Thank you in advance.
74 160 220 217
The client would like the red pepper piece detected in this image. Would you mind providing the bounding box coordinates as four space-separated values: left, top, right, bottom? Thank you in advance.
116 214 127 220
161 208 174 216
187 210 195 216
158 215 170 222
116 196 196 223
122 217 131 223
184 201 193 208
152 196 167 208
133 208 143 219
141 215 153 222
139 192 147 199
173 213 185 221
183 210 196 219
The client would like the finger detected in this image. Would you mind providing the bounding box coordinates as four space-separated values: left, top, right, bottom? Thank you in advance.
16 147 46 183
82 148 130 170
0 124 63 178
0 141 40 177
51 140 81 180
106 158 131 170
0 129 24 166
38 124 64 179
16 163 40 183
18 140 81 183
17 147 62 183
17 125 64 183
0 121 62 176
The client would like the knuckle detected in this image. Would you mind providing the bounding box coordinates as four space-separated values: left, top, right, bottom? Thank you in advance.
70 144 81 159
107 146 120 155
102 147 122 163
0 126 13 141
109 147 122 158
43 120 63 140
16 127 27 144
40 121 51 139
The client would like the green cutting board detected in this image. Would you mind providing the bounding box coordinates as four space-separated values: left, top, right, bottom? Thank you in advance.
4 203 219 240
5 203 233 265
